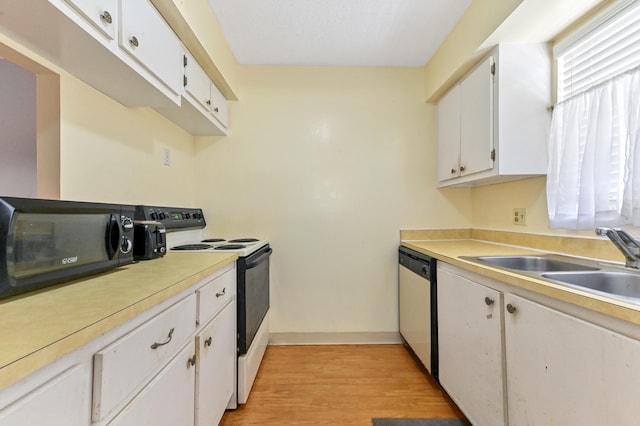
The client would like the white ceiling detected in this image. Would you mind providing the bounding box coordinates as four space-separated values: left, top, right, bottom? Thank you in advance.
207 0 472 67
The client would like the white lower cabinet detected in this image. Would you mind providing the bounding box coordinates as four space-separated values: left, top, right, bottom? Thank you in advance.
504 294 640 426
0 263 238 426
93 294 197 422
109 342 196 426
438 266 506 426
439 262 640 426
0 364 91 426
196 300 237 426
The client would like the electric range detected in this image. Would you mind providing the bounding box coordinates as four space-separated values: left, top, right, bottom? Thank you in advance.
134 205 272 407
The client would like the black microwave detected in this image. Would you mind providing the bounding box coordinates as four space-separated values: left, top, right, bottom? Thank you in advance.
0 197 135 299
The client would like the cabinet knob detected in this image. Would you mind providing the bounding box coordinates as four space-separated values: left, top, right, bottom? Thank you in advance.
100 11 112 24
484 296 494 306
450 168 457 174
204 336 213 347
213 107 219 113
129 36 139 48
459 165 466 172
506 303 517 314
206 100 211 106
187 354 196 368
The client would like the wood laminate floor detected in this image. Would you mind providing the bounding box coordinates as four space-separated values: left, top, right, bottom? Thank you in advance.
220 344 465 425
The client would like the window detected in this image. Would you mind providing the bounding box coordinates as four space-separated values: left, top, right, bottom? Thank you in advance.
547 0 640 229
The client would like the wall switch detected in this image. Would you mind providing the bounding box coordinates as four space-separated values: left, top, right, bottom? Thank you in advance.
163 148 171 166
513 208 527 226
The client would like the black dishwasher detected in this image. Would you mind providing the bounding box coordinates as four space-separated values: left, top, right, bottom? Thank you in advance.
398 246 438 381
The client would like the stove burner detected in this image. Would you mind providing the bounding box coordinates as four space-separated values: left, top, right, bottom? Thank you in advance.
201 238 226 243
228 238 259 243
215 244 246 250
172 243 214 251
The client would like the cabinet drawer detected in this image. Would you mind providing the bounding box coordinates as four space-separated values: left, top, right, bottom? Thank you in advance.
92 294 196 422
197 268 235 325
0 365 90 426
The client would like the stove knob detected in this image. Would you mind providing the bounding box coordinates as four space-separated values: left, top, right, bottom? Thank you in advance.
150 212 158 220
159 212 166 220
120 237 133 254
185 213 191 219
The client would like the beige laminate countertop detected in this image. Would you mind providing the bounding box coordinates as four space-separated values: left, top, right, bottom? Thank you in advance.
0 252 237 389
402 239 640 326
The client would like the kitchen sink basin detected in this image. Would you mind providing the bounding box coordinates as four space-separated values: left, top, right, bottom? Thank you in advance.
470 255 600 272
542 271 640 302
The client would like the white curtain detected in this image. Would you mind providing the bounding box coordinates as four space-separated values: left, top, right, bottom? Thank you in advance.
547 66 640 229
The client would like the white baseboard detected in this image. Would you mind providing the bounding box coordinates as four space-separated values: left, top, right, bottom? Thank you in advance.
268 331 402 345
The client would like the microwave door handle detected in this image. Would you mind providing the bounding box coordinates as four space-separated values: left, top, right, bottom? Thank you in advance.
105 214 121 259
244 248 273 269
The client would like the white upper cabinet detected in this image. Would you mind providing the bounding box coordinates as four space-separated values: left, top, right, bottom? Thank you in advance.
155 51 229 135
0 0 231 134
209 81 229 129
437 43 550 187
62 0 117 41
119 0 182 100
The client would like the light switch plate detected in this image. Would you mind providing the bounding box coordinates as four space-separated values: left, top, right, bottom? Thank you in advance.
163 148 171 166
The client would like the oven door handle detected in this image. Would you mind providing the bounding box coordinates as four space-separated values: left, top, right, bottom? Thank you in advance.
245 248 273 269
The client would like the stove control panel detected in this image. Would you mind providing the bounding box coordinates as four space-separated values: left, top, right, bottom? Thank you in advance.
135 205 206 230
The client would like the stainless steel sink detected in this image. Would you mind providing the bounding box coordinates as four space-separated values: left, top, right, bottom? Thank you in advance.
542 271 640 302
469 255 600 272
460 253 640 304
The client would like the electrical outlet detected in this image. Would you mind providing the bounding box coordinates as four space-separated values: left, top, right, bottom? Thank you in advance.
513 208 527 226
163 148 171 166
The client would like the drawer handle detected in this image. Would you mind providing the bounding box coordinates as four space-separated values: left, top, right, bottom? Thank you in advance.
150 327 174 349
484 296 495 306
129 36 139 48
506 304 517 314
204 336 213 347
216 288 226 298
187 354 196 368
100 11 112 24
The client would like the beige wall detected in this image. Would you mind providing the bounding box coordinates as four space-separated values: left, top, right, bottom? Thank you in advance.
0 32 197 206
194 66 471 335
59 76 196 206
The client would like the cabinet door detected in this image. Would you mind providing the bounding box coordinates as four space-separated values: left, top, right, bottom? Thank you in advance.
399 265 431 371
119 0 182 97
437 84 461 182
0 365 90 426
438 267 506 426
109 342 196 426
459 56 494 177
62 0 117 41
196 300 236 426
184 52 212 112
505 294 640 425
210 82 229 129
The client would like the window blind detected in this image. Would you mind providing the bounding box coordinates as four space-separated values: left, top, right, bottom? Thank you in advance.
555 0 640 103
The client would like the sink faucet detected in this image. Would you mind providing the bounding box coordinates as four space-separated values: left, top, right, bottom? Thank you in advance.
595 227 640 269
